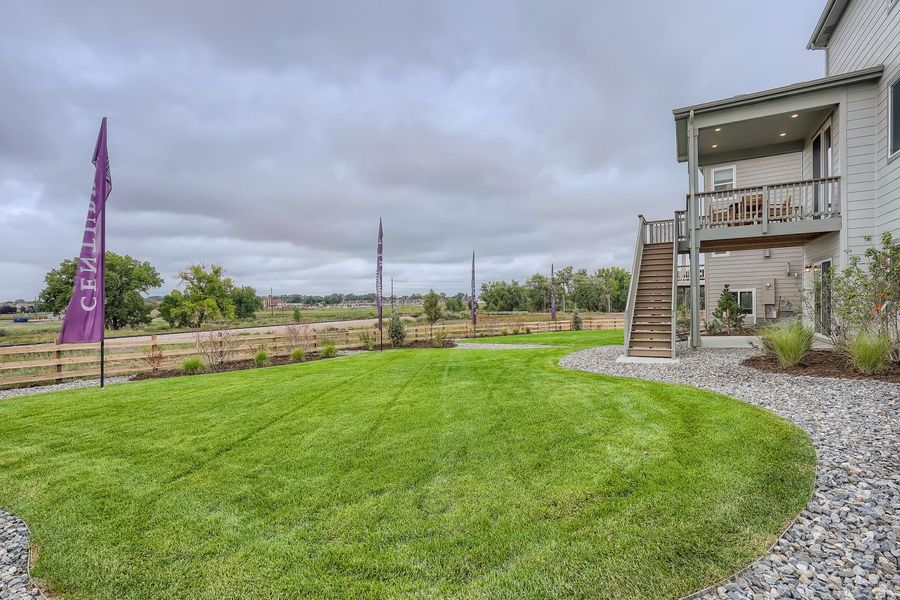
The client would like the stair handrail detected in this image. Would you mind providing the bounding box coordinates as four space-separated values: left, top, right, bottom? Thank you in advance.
624 214 646 355
670 212 679 359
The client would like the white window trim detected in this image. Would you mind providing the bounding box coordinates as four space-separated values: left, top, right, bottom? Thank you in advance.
711 165 736 191
728 288 756 321
890 74 900 162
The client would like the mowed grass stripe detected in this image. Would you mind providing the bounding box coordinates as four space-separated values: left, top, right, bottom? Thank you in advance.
0 330 815 599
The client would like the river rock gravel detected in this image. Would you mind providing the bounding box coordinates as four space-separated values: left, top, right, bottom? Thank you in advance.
0 511 44 600
0 377 129 401
561 343 899 599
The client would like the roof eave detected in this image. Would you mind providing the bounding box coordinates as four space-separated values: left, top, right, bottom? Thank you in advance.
671 65 883 120
807 0 851 50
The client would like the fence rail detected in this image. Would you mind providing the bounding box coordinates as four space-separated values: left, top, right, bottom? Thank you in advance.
0 316 624 388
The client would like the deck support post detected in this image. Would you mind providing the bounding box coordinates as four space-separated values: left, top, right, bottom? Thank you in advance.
687 111 701 349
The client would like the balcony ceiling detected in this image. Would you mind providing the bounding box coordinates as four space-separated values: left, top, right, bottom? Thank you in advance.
697 106 833 167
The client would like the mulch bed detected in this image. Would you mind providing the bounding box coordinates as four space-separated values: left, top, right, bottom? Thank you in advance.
743 350 900 383
130 340 458 381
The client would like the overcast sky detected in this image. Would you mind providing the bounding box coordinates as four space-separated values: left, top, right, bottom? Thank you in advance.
1 1 827 300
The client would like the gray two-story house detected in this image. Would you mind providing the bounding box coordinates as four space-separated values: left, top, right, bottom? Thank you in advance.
624 0 900 358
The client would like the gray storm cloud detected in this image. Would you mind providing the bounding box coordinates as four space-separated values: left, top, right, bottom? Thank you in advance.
0 0 824 299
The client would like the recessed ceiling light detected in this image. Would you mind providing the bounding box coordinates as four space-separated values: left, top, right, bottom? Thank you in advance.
779 132 787 137
791 113 799 118
711 144 718 148
714 128 722 132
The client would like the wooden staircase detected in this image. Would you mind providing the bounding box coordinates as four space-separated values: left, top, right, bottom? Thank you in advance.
624 217 677 359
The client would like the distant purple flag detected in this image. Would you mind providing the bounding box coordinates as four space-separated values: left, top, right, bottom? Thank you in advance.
376 218 383 334
550 263 557 321
471 251 477 327
59 118 111 344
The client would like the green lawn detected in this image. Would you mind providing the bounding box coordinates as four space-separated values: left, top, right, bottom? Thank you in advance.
0 331 815 599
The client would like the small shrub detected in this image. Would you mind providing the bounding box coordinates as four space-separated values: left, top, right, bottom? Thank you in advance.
147 349 164 371
0 328 6 337
253 349 269 368
358 330 375 351
290 348 305 363
388 313 406 347
292 308 301 322
433 329 447 348
181 357 206 374
759 320 813 368
846 330 892 375
571 311 583 331
511 327 520 335
525 326 531 334
321 339 338 358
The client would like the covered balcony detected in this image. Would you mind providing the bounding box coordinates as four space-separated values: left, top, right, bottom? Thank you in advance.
673 66 882 253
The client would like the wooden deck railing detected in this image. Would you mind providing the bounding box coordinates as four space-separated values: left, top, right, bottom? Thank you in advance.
694 176 841 231
0 315 624 388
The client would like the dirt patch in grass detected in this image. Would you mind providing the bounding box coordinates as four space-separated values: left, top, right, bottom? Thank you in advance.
743 350 900 383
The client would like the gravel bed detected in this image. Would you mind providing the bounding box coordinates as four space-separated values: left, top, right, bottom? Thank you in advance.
562 343 899 599
0 377 129 401
0 511 44 600
453 343 558 349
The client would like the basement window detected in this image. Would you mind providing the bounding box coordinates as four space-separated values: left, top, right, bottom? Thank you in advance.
728 289 755 316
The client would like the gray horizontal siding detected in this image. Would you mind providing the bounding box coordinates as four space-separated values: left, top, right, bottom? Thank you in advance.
702 152 803 192
827 0 900 237
704 247 804 324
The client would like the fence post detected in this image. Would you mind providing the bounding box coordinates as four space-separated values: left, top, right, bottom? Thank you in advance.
55 347 63 380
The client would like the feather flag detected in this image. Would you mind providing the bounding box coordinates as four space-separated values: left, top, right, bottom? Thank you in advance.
550 263 557 321
59 117 111 344
376 218 383 337
471 251 477 327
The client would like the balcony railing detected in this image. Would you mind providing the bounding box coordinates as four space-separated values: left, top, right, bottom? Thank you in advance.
676 265 704 286
695 176 840 230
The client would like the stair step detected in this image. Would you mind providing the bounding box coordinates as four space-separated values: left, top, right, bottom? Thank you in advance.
632 326 671 334
633 318 671 325
628 348 673 358
628 339 671 349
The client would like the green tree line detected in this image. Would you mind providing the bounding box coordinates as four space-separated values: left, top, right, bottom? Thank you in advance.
479 266 629 313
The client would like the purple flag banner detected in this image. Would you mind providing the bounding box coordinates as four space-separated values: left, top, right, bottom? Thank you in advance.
59 118 111 344
550 263 557 321
471 251 477 327
376 218 383 335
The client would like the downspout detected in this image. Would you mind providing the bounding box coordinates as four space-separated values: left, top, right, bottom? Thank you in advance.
688 110 702 348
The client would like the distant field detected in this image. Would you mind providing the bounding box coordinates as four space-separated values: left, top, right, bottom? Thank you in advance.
0 306 605 346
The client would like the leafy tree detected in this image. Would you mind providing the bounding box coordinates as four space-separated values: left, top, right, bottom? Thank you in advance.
0 305 16 315
595 267 631 312
37 252 163 329
444 294 465 313
571 269 605 311
525 273 551 312
422 289 443 335
231 286 263 319
159 264 236 328
555 266 574 311
292 308 301 322
711 284 744 335
479 280 526 311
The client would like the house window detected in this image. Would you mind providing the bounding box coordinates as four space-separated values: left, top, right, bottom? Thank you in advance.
891 76 900 159
728 288 755 316
711 166 736 191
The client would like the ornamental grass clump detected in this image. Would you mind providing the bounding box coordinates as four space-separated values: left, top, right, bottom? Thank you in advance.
846 330 892 375
320 339 338 359
759 320 813 368
181 357 206 375
290 348 305 363
253 349 269 368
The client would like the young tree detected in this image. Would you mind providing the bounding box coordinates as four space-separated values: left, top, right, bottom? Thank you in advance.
711 284 744 335
159 264 236 328
388 312 407 347
231 286 263 319
422 289 443 336
555 265 575 312
37 252 163 329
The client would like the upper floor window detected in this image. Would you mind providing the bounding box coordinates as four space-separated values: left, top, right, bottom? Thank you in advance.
711 166 736 191
891 76 900 159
